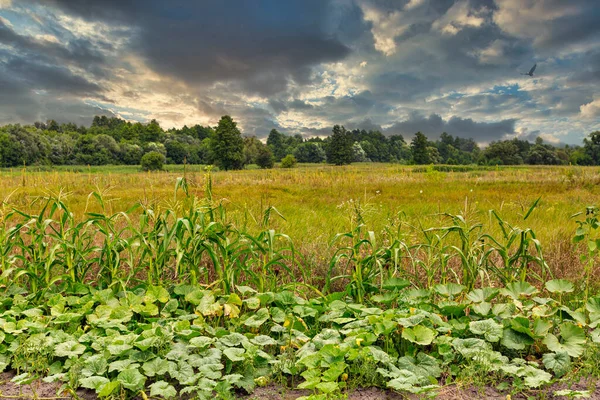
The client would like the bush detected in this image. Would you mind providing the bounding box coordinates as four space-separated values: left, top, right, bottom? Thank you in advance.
256 146 274 169
280 154 297 168
141 151 166 171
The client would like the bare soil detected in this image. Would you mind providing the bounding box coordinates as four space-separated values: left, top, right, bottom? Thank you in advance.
0 371 598 399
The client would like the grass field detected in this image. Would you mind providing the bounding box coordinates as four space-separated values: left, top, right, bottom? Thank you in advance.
1 163 599 284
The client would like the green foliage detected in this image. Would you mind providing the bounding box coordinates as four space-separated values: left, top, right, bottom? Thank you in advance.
256 146 275 169
293 142 326 163
410 132 430 164
211 115 245 170
280 154 297 168
326 125 353 165
140 151 165 171
1 117 590 168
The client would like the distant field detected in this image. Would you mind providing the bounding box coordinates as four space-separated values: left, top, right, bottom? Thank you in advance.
1 163 598 283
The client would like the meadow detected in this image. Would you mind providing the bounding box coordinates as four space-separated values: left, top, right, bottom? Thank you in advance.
1 163 598 283
1 163 600 399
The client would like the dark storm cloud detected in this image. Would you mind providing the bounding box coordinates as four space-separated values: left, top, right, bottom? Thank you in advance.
567 50 600 85
385 113 517 142
0 66 115 126
537 10 600 51
2 56 103 97
0 15 113 125
42 0 351 96
0 17 106 76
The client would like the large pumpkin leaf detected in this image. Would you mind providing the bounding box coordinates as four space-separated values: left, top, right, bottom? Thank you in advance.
467 288 499 303
402 325 436 346
223 347 246 362
116 368 146 391
81 355 108 377
142 357 170 377
545 279 574 294
244 308 270 328
434 283 465 298
542 351 571 377
149 381 177 399
145 286 170 304
79 376 110 392
501 282 538 300
469 319 503 342
501 328 534 350
54 340 86 358
543 323 586 357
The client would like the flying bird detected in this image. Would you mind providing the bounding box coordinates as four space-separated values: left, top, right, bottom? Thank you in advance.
521 63 537 77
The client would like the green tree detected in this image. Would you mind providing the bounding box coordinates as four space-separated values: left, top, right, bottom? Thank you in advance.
48 134 76 164
165 140 189 164
256 145 275 169
75 134 120 165
293 142 326 163
120 143 144 165
142 119 164 143
267 129 287 161
526 138 562 165
211 115 245 170
483 141 523 165
352 142 368 162
583 131 600 165
326 125 353 165
410 132 430 164
243 136 264 165
141 151 165 171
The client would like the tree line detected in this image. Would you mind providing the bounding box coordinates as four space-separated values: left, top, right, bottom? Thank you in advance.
0 115 598 170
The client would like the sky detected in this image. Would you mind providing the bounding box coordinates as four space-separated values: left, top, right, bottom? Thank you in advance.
0 0 599 145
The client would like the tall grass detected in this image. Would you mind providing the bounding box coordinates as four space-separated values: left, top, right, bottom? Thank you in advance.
0 164 598 291
0 174 593 301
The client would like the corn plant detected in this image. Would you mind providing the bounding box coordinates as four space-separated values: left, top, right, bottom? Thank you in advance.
572 206 599 304
326 224 387 303
429 213 490 290
86 192 137 290
481 198 552 285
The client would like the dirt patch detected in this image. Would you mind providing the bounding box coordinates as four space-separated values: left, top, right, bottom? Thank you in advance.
0 372 96 400
0 372 598 400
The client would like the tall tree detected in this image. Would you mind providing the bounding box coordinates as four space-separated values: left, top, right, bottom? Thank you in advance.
583 131 600 165
267 129 287 161
211 115 245 170
326 125 353 165
410 132 430 164
293 142 326 163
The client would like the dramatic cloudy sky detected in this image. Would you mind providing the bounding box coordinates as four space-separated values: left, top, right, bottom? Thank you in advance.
1 0 599 144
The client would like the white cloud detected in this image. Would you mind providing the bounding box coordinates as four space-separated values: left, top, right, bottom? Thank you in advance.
471 39 508 64
0 16 11 30
359 2 409 56
432 1 488 36
34 34 60 44
405 0 426 11
580 98 600 119
0 0 12 9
